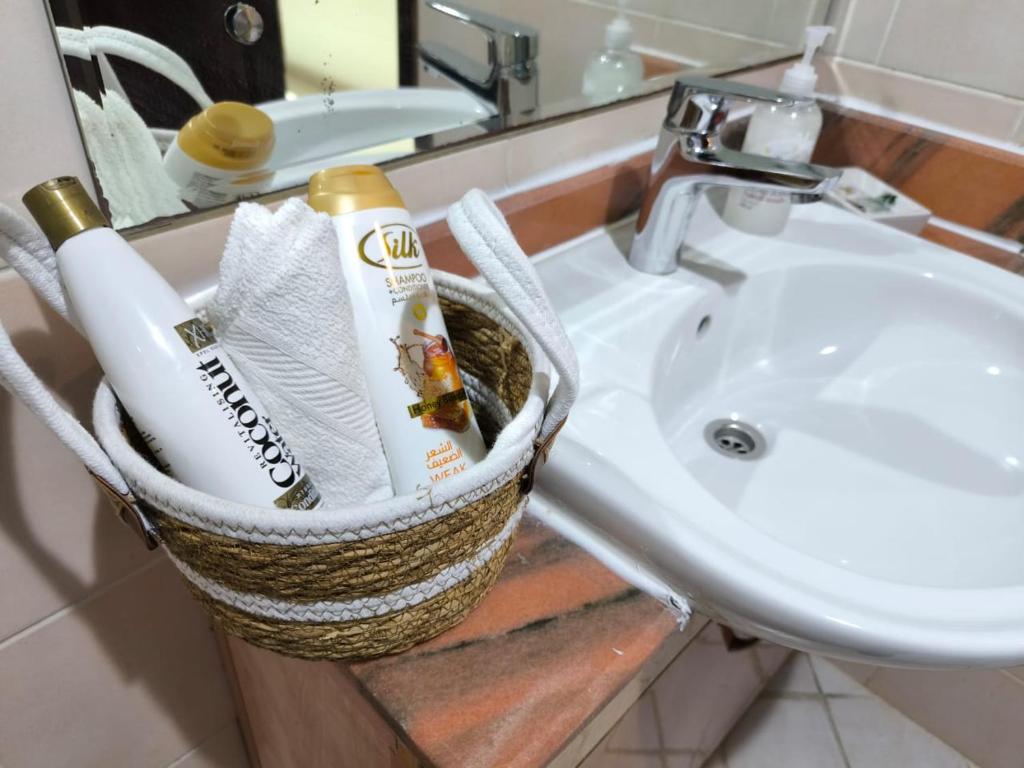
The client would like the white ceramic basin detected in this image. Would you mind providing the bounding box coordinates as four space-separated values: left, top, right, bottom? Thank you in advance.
259 88 493 189
533 197 1024 667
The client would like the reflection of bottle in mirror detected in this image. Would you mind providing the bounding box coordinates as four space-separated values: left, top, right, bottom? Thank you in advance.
722 26 833 236
307 165 486 495
581 13 643 102
22 177 320 510
163 101 275 208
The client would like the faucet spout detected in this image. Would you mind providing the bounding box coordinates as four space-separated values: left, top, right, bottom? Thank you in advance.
628 76 842 275
418 1 539 121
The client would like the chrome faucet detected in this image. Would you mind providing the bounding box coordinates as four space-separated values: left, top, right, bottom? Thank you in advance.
418 1 539 120
628 76 843 275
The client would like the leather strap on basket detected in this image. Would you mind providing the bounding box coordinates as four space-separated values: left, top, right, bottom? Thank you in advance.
447 190 580 487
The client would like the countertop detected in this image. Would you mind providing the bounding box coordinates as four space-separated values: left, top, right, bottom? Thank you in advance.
223 514 705 768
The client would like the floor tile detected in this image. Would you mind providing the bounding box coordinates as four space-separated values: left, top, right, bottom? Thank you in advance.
829 697 973 768
604 692 662 752
720 698 846 768
764 654 818 694
810 656 872 697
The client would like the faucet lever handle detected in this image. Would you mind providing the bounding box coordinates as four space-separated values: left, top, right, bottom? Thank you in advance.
666 75 804 135
424 1 538 73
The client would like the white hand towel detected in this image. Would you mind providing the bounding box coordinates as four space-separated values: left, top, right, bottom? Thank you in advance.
207 199 393 504
73 89 188 228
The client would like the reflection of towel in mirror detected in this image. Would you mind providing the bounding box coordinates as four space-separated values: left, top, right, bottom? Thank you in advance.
208 199 393 505
73 89 187 228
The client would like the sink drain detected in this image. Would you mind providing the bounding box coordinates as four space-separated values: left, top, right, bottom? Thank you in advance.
704 419 766 460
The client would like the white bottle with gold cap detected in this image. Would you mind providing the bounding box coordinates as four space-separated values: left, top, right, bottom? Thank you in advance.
163 101 275 208
308 165 487 495
22 177 320 510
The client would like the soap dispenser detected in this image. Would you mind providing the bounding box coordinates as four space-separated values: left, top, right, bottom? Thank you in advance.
723 26 833 235
581 5 644 102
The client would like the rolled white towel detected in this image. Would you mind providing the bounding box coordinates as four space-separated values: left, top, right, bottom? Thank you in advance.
207 199 393 505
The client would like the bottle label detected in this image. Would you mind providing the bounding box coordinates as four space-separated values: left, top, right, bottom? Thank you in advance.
173 318 321 510
333 208 487 493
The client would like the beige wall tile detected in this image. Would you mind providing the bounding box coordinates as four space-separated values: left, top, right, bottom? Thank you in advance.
0 279 156 640
830 0 900 63
1011 110 1024 146
653 20 785 69
390 139 509 219
505 94 666 187
831 58 1024 141
829 658 878 687
0 0 93 218
0 559 235 768
652 625 780 754
809 656 871 696
764 654 818 694
768 0 832 48
863 667 1024 768
604 691 662 752
167 720 250 768
662 0 778 40
878 0 1024 100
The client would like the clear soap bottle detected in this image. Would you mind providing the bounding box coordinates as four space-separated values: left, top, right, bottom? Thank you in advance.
723 26 833 235
582 12 644 102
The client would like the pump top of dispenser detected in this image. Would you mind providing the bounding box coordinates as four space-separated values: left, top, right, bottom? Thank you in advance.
780 26 834 96
604 13 633 50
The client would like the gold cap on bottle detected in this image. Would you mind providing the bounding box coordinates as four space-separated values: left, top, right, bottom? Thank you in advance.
22 176 109 250
307 165 405 216
176 102 274 171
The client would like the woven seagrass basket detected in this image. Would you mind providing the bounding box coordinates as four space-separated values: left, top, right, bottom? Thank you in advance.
91 272 567 660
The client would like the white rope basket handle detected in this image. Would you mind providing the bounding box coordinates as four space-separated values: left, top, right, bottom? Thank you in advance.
56 26 214 113
446 190 580 448
0 206 159 546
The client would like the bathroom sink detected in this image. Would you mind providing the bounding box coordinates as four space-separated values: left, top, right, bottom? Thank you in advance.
532 197 1024 667
260 88 493 189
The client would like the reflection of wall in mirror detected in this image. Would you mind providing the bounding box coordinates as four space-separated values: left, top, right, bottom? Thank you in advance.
279 0 399 98
416 0 827 110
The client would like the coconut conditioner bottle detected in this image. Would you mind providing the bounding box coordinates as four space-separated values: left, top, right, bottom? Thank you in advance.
23 177 320 510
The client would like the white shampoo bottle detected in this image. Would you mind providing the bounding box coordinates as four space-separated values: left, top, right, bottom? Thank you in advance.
23 177 320 510
308 165 487 495
723 26 833 235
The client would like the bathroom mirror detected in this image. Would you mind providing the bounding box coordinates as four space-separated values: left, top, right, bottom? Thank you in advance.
46 0 831 232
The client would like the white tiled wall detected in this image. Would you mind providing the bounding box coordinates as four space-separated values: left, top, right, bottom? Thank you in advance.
828 0 1024 100
586 0 829 48
832 660 1024 768
825 0 1024 142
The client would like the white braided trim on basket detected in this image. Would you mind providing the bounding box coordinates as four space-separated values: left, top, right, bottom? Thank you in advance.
92 272 549 546
169 500 525 623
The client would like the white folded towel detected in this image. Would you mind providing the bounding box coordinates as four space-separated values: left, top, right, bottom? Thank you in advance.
207 199 393 505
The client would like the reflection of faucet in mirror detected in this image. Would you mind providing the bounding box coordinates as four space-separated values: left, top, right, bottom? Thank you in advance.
418 0 539 121
629 76 843 275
